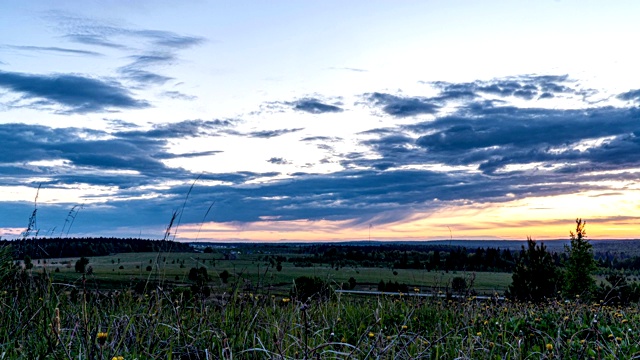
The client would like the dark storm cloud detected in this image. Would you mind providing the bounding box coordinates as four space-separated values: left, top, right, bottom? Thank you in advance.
366 92 440 117
0 70 149 113
289 98 343 114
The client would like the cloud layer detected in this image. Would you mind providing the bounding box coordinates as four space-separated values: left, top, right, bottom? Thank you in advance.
3 74 640 239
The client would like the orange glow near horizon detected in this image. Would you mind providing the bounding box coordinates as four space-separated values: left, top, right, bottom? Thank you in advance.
178 190 640 242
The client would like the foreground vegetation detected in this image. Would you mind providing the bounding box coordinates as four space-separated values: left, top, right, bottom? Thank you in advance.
3 266 640 359
3 219 640 358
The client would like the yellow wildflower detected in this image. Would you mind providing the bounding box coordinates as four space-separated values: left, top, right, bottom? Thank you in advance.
97 332 108 346
401 325 408 330
368 332 375 338
546 343 553 351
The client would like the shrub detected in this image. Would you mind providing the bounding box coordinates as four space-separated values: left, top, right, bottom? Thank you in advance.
451 276 467 294
75 257 89 273
291 276 331 302
188 267 208 282
508 237 560 302
564 218 597 299
219 269 230 283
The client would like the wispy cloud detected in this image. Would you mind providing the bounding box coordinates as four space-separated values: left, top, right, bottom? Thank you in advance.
2 44 103 57
244 128 304 138
0 70 149 113
366 92 440 117
618 89 640 102
289 98 343 114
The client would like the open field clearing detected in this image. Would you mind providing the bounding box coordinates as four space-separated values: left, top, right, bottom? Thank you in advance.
29 252 514 294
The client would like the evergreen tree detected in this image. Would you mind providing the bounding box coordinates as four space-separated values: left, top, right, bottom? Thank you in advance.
507 237 560 302
564 218 597 299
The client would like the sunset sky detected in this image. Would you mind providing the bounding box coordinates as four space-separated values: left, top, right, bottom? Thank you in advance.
1 1 640 242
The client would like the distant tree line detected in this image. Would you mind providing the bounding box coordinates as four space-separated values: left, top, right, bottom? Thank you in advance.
289 244 522 272
2 237 193 260
285 240 640 274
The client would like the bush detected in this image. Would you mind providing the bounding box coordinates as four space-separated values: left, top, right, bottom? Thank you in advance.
188 267 209 282
291 276 331 302
508 238 560 302
75 257 89 273
219 269 230 283
451 277 467 294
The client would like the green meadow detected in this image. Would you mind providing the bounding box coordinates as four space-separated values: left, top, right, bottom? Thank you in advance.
30 251 513 295
0 240 639 359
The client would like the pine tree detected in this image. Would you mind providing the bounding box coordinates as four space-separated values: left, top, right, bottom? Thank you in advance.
564 218 597 299
507 237 560 302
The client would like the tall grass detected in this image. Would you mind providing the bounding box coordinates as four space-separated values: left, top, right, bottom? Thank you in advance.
2 261 640 359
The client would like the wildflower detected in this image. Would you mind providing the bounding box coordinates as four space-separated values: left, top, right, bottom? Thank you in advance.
489 342 495 348
341 337 347 343
622 319 628 324
616 337 622 342
564 316 569 321
281 298 291 303
414 287 420 293
580 339 586 344
97 332 108 346
546 343 553 351
368 332 375 338
401 325 408 331
476 332 482 336
608 334 614 340
112 357 124 360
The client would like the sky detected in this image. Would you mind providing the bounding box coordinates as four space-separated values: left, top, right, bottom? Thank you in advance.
1 1 640 242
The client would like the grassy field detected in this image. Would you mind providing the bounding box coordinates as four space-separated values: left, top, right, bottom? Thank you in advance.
4 247 640 359
30 251 513 295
